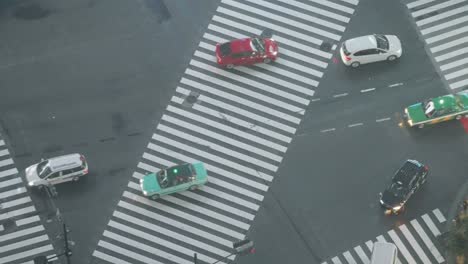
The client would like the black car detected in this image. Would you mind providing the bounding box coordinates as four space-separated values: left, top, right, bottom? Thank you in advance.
379 159 428 214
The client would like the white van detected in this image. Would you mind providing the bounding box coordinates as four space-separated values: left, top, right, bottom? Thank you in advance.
370 242 398 264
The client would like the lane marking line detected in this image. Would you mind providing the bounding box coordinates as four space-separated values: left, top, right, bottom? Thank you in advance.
348 123 363 127
311 98 321 102
376 117 391 122
333 93 348 98
388 83 403 87
320 128 336 133
360 88 375 93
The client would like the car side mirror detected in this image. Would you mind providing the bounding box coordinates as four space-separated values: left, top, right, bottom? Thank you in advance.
41 158 45 162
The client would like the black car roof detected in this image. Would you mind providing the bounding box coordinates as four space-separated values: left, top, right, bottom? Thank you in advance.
393 161 420 185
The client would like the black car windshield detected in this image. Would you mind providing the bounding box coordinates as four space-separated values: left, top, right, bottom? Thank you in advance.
251 38 265 53
389 181 406 197
422 100 436 118
157 170 169 188
374 34 389 50
38 166 52 179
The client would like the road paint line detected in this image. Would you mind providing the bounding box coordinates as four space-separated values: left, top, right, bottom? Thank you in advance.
388 83 403 87
321 128 336 133
354 245 370 264
361 88 375 93
311 98 321 102
331 256 343 264
365 240 373 251
388 229 417 264
343 251 357 264
333 93 348 98
432 209 446 223
399 224 431 264
376 117 391 122
422 214 441 237
411 219 445 263
348 123 363 128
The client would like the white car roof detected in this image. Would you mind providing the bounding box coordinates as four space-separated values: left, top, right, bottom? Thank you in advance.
47 153 83 171
345 35 377 53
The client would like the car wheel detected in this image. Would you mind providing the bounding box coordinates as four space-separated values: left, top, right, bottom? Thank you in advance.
189 185 198 191
226 64 234 69
456 114 462 120
351 61 360 68
263 58 272 64
151 194 160 200
72 176 80 182
418 123 424 128
387 55 397 61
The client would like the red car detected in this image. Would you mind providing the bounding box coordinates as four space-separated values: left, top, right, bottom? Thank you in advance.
215 37 279 69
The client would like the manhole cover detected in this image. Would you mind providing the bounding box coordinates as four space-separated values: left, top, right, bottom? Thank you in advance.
260 29 274 38
2 219 15 230
14 4 50 20
320 42 332 52
186 95 198 104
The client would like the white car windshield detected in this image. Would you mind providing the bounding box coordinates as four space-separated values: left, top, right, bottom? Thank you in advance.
374 34 389 50
38 165 52 179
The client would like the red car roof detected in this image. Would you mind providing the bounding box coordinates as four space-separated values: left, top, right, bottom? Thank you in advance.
229 38 253 54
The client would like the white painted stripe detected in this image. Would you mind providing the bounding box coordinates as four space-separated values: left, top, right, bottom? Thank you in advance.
0 205 36 220
365 240 373 251
0 244 53 264
142 149 269 193
190 60 310 105
427 25 468 44
118 200 233 247
0 158 13 167
217 7 323 45
399 224 431 263
280 48 328 68
166 105 287 152
0 149 8 157
407 0 437 9
361 88 375 93
0 234 49 254
348 123 363 127
343 251 357 264
203 32 227 44
244 0 346 31
337 0 359 5
412 0 465 18
93 250 133 264
0 187 26 199
436 46 468 62
321 128 335 133
302 0 355 14
0 140 4 146
0 177 22 188
311 98 320 102
432 208 446 223
98 240 166 264
254 59 322 84
411 219 445 263
210 16 332 58
277 0 350 22
176 86 295 134
0 168 18 178
0 225 44 243
161 114 283 162
156 124 279 172
388 229 417 264
445 67 468 80
388 83 403 87
113 211 231 257
450 78 468 89
333 93 348 97
353 245 370 264
171 94 291 143
181 77 301 124
331 256 343 264
417 5 468 27
2 196 31 209
194 47 319 90
16 215 40 226
376 235 403 264
440 57 468 71
203 185 260 210
376 117 392 123
422 15 468 35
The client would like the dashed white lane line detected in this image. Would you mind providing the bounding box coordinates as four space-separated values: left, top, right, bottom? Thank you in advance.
321 128 336 133
311 98 321 102
360 88 375 93
333 93 348 98
388 83 404 87
348 122 363 127
376 117 391 122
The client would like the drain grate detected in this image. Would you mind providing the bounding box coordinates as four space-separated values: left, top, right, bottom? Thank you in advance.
183 91 200 107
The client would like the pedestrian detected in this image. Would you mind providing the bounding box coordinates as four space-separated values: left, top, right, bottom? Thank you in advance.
463 199 468 212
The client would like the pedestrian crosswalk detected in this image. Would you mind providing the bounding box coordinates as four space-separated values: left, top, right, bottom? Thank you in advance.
406 0 468 90
321 208 447 264
0 134 56 263
92 0 360 263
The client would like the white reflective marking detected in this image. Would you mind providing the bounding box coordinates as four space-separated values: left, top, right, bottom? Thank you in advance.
407 0 437 9
411 219 445 263
204 185 260 210
445 67 468 80
331 256 343 264
311 98 321 102
0 245 53 264
0 177 22 188
0 205 36 220
388 229 417 264
422 15 468 35
181 77 301 124
0 234 49 254
343 251 357 264
361 88 375 93
176 86 295 134
113 211 231 257
436 47 468 62
450 78 468 89
2 196 31 209
333 93 348 97
0 187 26 199
399 224 431 263
353 245 370 264
432 208 446 223
0 149 9 157
217 7 323 45
376 117 391 122
98 240 166 264
16 215 40 226
427 25 468 44
321 128 336 133
256 58 322 81
243 0 346 31
166 105 287 152
441 57 468 71
161 114 283 162
0 140 4 146
365 240 373 251
388 83 403 87
118 201 233 247
188 61 309 106
413 0 465 18
302 0 355 14
0 158 13 168
0 168 18 178
432 36 468 53
93 250 133 264
0 225 44 243
337 0 359 5
280 48 328 68
277 0 350 22
348 123 363 127
417 5 468 27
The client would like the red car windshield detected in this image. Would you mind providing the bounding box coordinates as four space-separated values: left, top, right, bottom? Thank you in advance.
251 38 265 53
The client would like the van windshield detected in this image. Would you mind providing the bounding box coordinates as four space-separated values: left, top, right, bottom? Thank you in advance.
38 166 52 179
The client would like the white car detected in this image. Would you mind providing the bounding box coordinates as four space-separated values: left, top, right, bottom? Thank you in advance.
340 34 402 68
25 153 88 188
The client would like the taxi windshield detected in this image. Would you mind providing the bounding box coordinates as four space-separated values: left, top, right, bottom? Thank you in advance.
251 38 265 53
157 170 169 188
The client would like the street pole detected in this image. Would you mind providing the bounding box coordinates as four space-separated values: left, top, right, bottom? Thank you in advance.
63 223 71 264
193 253 197 264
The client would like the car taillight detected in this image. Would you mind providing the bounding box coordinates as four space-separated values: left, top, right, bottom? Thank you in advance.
424 165 429 171
80 155 85 161
83 169 88 175
345 56 352 61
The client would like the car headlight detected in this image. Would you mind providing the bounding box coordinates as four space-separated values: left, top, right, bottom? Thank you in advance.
139 179 143 184
396 49 402 54
392 205 402 211
28 181 35 186
404 108 408 115
407 119 413 126
142 190 148 196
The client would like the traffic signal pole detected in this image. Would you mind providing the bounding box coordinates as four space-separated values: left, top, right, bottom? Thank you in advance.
63 223 71 264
